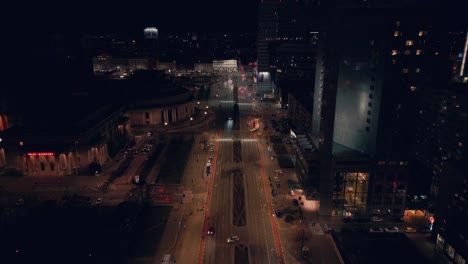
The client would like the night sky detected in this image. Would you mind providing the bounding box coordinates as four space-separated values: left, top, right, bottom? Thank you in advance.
18 0 257 35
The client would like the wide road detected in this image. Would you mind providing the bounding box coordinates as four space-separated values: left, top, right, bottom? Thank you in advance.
203 71 281 264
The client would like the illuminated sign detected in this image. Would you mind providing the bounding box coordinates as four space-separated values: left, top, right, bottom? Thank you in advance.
27 152 55 156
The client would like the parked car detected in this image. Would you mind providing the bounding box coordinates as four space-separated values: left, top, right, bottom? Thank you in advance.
384 226 399 233
369 227 384 233
207 226 215 235
16 198 24 206
275 209 283 218
227 236 239 243
419 226 432 233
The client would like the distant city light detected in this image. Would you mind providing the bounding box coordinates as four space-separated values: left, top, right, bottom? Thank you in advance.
144 27 159 39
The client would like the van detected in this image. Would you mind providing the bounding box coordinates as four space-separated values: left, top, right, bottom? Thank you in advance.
161 254 176 263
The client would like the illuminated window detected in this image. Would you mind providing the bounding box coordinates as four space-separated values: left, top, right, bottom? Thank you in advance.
402 68 409 74
394 31 399 37
395 21 401 27
410 86 417 91
404 50 411 55
392 50 399 56
405 40 414 46
415 68 421 73
418 31 427 37
416 50 423 55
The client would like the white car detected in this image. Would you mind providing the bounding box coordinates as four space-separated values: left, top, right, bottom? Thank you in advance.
227 236 239 243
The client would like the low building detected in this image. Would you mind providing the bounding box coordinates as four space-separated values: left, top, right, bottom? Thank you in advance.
0 96 130 176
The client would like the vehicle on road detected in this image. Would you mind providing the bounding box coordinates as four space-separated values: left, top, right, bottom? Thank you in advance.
208 226 215 235
275 209 283 218
370 216 383 222
161 254 176 264
227 236 239 243
384 226 399 233
16 198 24 206
419 226 432 233
95 198 102 205
369 227 384 233
405 227 417 233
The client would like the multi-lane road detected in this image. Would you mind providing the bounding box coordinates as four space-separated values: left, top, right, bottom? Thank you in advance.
199 71 282 264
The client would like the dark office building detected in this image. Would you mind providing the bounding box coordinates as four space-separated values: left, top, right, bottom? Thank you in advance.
309 9 449 216
414 82 468 263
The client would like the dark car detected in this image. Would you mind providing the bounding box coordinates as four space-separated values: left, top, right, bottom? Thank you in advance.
275 209 283 218
207 226 215 235
292 199 299 206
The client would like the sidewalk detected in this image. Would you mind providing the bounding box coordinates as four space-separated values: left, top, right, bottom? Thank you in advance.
152 133 210 264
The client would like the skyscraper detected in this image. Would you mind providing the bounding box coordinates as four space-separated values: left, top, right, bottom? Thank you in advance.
311 9 448 216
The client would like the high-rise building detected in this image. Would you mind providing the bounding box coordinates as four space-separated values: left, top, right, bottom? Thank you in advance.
256 0 280 96
416 82 468 264
310 9 449 216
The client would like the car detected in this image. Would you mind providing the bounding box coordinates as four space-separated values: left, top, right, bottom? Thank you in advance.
405 227 417 233
16 198 24 206
419 226 432 233
324 224 335 233
290 189 295 196
384 227 399 233
369 227 384 233
227 236 239 243
274 169 283 174
207 226 215 235
95 198 102 205
292 199 299 206
370 216 384 222
275 209 283 218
